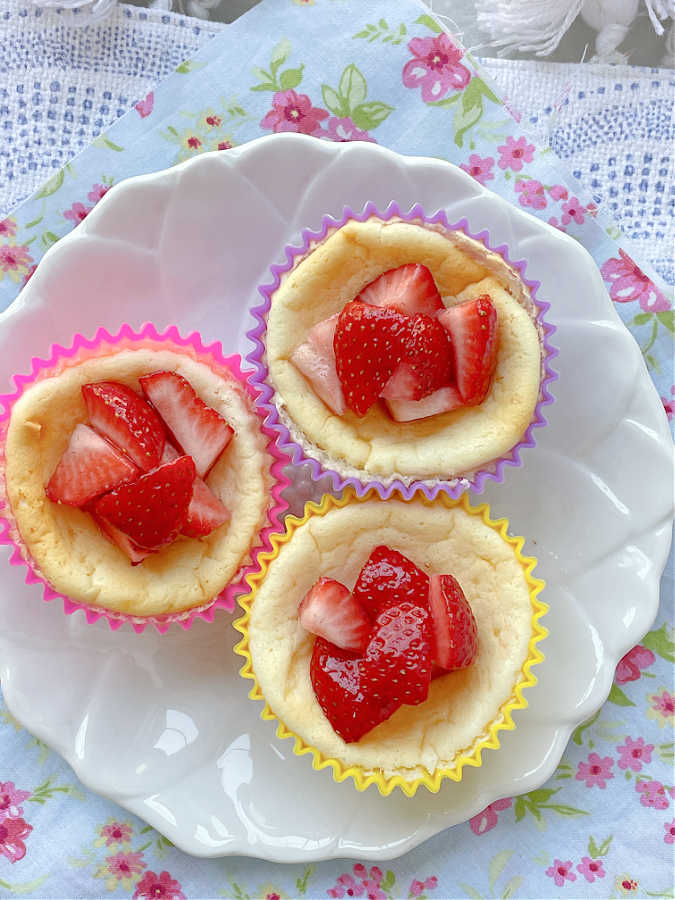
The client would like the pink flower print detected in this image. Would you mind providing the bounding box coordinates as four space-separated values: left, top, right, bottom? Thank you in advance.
600 249 671 312
648 689 675 726
205 114 221 127
662 387 675 420
410 877 438 896
353 864 367 879
98 820 133 847
362 884 385 900
336 873 364 897
87 183 109 204
0 783 31 821
63 201 92 224
548 184 569 201
460 154 494 186
402 34 471 102
266 894 280 900
561 196 585 225
319 116 376 143
577 856 606 883
135 92 154 118
664 819 675 843
617 736 654 772
469 797 512 835
545 859 577 887
0 218 17 239
516 178 547 210
636 778 670 809
133 870 186 900
260 90 329 136
217 140 233 151
615 644 655 684
187 136 201 150
0 817 32 863
576 752 614 788
23 264 37 285
106 850 146 881
547 216 566 231
0 244 34 281
497 135 535 172
616 875 639 895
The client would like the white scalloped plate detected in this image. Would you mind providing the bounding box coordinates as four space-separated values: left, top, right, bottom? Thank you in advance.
0 135 672 862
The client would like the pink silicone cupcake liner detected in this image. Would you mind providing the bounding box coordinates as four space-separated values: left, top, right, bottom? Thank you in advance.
0 323 291 634
246 201 558 502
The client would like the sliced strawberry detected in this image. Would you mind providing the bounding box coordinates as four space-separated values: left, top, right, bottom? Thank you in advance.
357 264 443 318
181 477 229 538
428 574 478 671
140 372 233 477
310 600 432 743
333 301 410 416
437 295 498 406
290 313 345 416
93 514 154 565
310 639 399 743
381 314 454 402
82 381 165 471
46 424 140 507
160 442 229 538
384 385 464 423
352 545 429 622
298 577 371 653
94 455 195 550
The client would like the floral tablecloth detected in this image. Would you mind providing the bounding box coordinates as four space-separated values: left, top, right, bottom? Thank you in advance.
0 0 673 897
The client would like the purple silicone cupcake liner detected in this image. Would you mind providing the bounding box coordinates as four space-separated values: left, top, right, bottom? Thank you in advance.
246 201 558 502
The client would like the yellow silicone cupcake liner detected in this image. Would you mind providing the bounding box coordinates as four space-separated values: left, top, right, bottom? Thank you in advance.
233 489 547 797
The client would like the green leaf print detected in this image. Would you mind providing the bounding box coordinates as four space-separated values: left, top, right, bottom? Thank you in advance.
642 623 675 662
270 37 291 69
227 882 250 900
588 834 613 857
655 311 674 332
381 870 395 891
351 101 394 131
454 100 483 148
295 865 315 897
175 59 207 74
607 683 636 707
339 63 368 111
40 231 59 251
514 787 587 825
34 169 65 199
29 777 84 804
0 876 49 895
657 742 674 763
633 311 652 325
353 20 407 45
502 878 524 899
322 84 346 117
93 135 124 152
458 884 483 900
279 66 304 90
415 13 443 33
489 851 513 889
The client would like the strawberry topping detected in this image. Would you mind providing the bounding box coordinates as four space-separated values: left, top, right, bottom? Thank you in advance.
298 577 371 653
290 313 345 416
94 455 195 550
46 424 140 507
381 313 454 402
364 601 432 708
93 514 154 565
82 381 165 471
384 385 464 423
333 301 410 416
357 263 443 318
160 442 229 538
352 545 429 621
140 371 234 477
437 295 498 406
428 574 478 671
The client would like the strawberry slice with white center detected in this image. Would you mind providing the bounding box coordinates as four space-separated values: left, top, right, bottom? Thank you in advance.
46 424 140 507
290 313 345 416
82 381 165 471
437 295 498 406
94 455 195 550
333 300 410 416
381 313 454 402
428 573 478 671
93 514 154 565
160 442 229 538
384 385 464 423
140 372 233 477
357 263 444 318
299 577 371 653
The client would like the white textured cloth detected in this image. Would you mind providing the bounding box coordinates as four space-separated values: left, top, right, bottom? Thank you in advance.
0 0 672 284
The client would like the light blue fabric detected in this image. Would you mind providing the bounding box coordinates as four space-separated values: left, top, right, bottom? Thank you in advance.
0 1 673 896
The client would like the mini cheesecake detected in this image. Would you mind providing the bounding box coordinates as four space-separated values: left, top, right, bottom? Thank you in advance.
264 217 544 485
3 348 273 618
246 496 541 782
